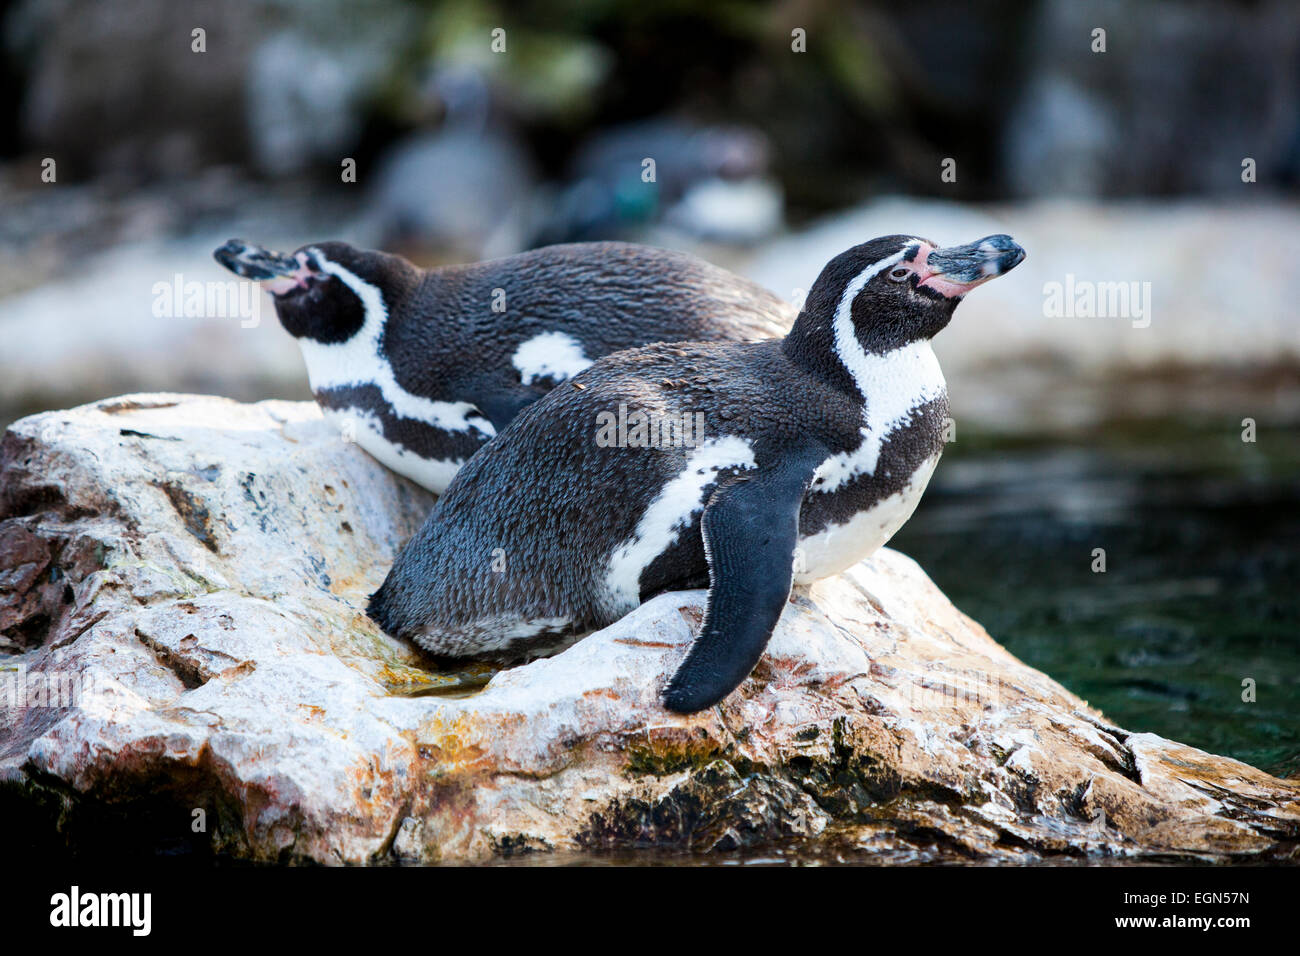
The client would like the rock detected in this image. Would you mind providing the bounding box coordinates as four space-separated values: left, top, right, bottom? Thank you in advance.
2 394 1298 864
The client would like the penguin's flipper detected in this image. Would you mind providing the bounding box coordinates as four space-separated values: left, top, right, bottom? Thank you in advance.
661 446 826 713
465 388 543 433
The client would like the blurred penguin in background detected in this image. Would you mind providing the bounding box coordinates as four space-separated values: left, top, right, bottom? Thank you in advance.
368 65 539 262
534 117 784 247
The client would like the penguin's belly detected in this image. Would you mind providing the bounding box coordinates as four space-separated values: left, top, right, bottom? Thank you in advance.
298 333 497 493
794 453 940 584
322 407 468 494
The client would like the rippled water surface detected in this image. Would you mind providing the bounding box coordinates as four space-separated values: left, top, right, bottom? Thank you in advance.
891 420 1300 779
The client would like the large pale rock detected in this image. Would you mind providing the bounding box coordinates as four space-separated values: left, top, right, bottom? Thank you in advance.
2 395 1297 863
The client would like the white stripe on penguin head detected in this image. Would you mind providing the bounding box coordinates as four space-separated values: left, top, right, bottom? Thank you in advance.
814 239 946 491
295 248 496 439
831 241 919 375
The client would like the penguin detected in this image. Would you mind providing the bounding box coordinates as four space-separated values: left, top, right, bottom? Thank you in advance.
536 118 781 245
213 239 794 493
367 233 1025 712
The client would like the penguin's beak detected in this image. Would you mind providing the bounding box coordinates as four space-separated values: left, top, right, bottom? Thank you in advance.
214 240 314 295
916 234 1025 297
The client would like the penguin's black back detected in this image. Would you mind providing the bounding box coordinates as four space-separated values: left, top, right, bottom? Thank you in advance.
367 337 868 642
380 242 793 403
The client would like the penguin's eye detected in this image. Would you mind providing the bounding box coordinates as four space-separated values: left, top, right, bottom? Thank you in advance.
888 267 910 282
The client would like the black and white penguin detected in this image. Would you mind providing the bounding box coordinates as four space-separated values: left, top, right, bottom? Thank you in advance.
367 233 1025 712
213 239 794 493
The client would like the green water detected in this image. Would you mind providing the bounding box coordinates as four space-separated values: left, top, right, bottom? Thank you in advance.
889 420 1300 779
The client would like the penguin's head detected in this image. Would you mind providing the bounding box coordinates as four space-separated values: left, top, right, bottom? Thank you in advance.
803 233 1025 353
213 239 419 344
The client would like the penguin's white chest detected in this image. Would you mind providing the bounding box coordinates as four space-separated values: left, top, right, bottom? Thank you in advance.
793 338 947 584
323 408 465 494
794 452 940 583
289 262 496 495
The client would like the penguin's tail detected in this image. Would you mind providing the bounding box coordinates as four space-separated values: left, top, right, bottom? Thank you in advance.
366 580 396 636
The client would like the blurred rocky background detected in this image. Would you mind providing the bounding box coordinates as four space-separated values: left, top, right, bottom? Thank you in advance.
1 0 1298 778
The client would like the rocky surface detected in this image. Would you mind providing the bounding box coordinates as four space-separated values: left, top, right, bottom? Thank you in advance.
2 395 1298 864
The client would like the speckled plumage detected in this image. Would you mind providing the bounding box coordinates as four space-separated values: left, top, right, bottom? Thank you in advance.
368 233 1026 712
215 239 794 492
